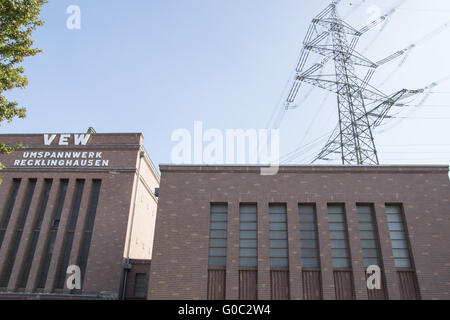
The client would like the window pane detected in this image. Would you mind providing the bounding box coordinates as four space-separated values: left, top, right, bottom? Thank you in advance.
209 256 226 267
300 231 317 240
270 257 288 268
270 239 288 249
331 249 349 258
358 222 374 231
269 230 287 240
240 257 257 267
386 206 401 215
269 223 287 231
240 230 257 239
328 206 344 214
386 214 402 222
332 258 350 268
357 212 372 222
391 239 408 249
362 249 379 258
393 249 410 258
210 222 227 229
210 238 227 247
328 214 345 222
299 222 316 231
331 239 348 249
240 205 257 213
211 205 228 213
302 258 320 268
240 222 257 231
299 214 315 222
209 247 226 257
389 231 405 240
329 231 347 240
388 222 404 231
359 230 376 240
328 223 346 231
300 240 319 249
394 258 411 268
269 214 287 222
240 248 257 257
210 230 227 238
363 258 380 267
270 248 288 258
269 205 286 214
301 248 319 258
361 239 377 248
211 213 227 222
240 213 256 222
240 239 257 248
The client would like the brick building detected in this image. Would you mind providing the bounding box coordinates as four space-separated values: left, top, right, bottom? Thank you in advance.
149 165 450 300
0 133 158 299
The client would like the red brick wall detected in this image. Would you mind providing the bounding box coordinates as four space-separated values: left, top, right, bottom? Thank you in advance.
0 133 148 298
149 165 450 300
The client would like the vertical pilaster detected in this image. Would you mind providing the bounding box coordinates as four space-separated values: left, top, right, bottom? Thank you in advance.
257 201 270 299
45 179 76 292
26 178 59 292
0 179 28 283
225 201 239 299
287 201 302 300
8 179 44 290
64 179 92 293
316 200 335 300
346 202 368 300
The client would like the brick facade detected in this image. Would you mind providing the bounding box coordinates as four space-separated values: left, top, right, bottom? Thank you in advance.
0 133 157 299
149 165 450 300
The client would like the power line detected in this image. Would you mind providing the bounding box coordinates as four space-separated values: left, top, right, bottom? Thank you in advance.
391 116 450 120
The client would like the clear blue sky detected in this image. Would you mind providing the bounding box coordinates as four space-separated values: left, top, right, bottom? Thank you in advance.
2 0 450 168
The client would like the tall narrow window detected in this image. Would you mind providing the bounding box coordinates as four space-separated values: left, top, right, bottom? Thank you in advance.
328 204 354 300
357 204 387 299
269 204 288 268
269 204 289 300
239 204 257 268
37 179 68 289
357 205 382 267
386 205 412 268
239 204 257 300
299 204 322 300
0 179 36 288
18 179 53 289
299 204 320 268
77 179 101 288
133 273 147 298
0 179 21 249
207 203 227 300
386 204 420 300
328 205 351 268
55 179 85 290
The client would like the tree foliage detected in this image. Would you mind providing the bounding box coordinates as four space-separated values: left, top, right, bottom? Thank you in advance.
0 0 46 180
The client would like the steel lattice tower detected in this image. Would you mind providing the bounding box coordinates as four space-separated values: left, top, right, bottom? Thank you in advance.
284 1 422 165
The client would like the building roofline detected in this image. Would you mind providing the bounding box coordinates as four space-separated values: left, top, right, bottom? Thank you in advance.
159 164 449 174
0 132 143 136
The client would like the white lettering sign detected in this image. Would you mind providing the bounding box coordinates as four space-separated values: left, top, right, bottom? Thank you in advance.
13 151 109 168
43 134 91 146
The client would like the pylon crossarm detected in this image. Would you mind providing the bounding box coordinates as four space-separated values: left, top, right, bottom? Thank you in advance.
376 50 407 66
359 16 387 34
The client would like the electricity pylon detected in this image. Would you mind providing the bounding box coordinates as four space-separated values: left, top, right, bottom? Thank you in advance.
285 1 422 165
